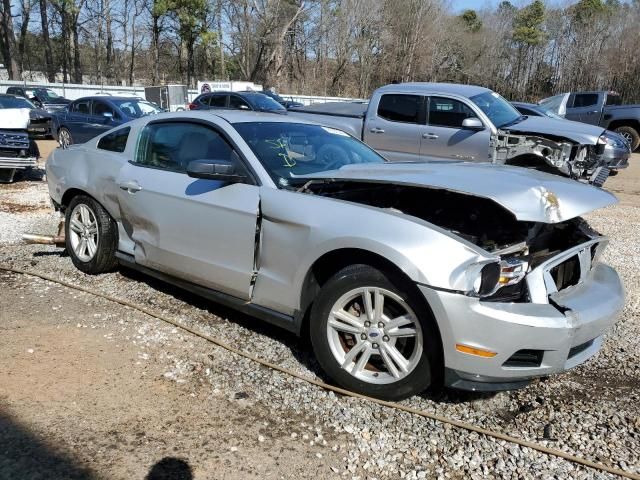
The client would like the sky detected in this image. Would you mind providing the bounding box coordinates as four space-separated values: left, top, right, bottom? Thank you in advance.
448 0 585 13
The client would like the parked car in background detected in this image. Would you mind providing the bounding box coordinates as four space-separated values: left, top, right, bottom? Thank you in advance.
26 88 70 113
46 110 624 400
512 101 629 173
262 89 304 109
0 107 39 183
5 86 33 99
539 91 640 151
52 96 163 147
289 83 630 186
188 91 287 114
0 94 53 138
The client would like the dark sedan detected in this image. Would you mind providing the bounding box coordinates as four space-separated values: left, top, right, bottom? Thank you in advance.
52 96 163 146
188 91 287 113
261 90 304 109
0 94 53 137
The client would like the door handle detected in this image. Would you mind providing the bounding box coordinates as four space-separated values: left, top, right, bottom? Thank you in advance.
422 133 439 139
369 127 385 134
119 180 142 193
588 110 598 114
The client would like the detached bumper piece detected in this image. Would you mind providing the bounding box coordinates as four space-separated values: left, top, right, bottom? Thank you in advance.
589 166 610 187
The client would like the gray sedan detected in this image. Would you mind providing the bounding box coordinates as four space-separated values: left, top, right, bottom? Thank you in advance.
46 111 624 400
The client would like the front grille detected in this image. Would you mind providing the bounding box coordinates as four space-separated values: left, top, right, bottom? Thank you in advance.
568 339 595 359
549 255 580 291
0 132 30 149
504 349 544 368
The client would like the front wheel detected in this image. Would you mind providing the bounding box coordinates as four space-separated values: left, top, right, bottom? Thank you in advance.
65 195 118 274
614 125 640 151
310 264 440 400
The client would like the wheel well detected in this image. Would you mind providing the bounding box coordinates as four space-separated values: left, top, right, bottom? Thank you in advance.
607 119 640 133
60 188 90 212
297 248 444 382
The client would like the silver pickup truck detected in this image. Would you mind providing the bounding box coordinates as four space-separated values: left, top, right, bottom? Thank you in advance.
290 83 630 186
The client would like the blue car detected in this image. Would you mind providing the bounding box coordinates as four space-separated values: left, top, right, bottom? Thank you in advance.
52 96 163 147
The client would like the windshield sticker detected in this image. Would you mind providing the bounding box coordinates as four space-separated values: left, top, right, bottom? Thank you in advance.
321 126 349 137
266 138 296 167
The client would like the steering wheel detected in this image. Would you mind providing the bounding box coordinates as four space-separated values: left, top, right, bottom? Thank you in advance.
317 144 348 171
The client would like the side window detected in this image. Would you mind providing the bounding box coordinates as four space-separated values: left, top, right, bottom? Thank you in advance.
605 94 621 106
377 94 422 124
97 127 130 153
134 122 236 173
93 100 116 117
428 96 475 128
208 95 227 107
573 94 598 108
229 95 251 110
72 100 91 114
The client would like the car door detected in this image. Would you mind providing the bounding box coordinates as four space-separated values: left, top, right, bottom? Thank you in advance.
363 93 426 162
88 99 120 138
115 119 260 300
566 93 601 125
63 99 93 143
422 96 491 162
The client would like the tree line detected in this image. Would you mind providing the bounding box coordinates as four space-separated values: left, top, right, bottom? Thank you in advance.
0 0 639 102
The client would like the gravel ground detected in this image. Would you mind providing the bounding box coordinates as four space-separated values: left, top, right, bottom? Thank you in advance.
0 148 638 479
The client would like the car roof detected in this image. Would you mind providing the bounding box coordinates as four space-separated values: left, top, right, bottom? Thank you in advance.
73 96 145 102
130 110 317 126
376 82 491 98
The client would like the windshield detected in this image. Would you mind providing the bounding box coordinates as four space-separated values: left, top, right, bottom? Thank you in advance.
470 91 522 128
34 88 61 101
538 93 568 116
264 91 285 103
234 122 385 187
537 105 564 120
246 93 286 112
0 96 36 109
111 99 162 118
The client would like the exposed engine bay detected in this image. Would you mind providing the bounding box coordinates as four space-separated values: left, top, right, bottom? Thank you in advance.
490 131 608 186
304 181 601 301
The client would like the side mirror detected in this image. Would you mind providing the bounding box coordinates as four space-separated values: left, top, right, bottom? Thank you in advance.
461 117 484 130
187 159 247 182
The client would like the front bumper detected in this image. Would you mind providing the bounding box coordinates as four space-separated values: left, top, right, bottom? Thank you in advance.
420 260 624 391
599 143 630 170
28 119 52 137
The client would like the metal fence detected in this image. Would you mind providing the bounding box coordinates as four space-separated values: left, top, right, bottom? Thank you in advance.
0 79 364 106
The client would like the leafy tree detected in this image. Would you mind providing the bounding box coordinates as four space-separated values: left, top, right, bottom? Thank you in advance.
459 9 482 32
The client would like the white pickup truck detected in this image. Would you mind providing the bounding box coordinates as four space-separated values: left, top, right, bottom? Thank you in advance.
290 83 630 186
0 108 39 183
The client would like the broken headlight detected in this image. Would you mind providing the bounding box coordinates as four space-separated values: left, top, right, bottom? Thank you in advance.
468 257 529 297
498 257 529 287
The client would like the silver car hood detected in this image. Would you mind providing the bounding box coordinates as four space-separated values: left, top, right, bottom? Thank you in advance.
297 162 617 223
504 116 605 144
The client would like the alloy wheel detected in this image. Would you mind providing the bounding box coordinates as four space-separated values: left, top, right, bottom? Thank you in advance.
326 287 423 385
68 204 99 262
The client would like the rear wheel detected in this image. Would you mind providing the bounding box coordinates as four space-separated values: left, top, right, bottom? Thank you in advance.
65 195 118 274
310 264 440 401
58 127 73 148
614 126 640 151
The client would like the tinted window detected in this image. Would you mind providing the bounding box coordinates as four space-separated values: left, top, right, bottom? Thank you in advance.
72 100 91 114
135 122 235 172
429 96 477 128
229 95 251 110
93 100 116 117
97 127 130 153
605 94 621 106
243 93 286 112
573 94 598 108
377 94 422 123
208 95 227 107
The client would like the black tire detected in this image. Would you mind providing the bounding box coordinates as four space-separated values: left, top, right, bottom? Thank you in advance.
614 125 640 151
58 127 73 148
65 195 118 274
310 264 441 401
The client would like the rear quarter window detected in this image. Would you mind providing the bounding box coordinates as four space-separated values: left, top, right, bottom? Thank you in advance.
97 127 130 153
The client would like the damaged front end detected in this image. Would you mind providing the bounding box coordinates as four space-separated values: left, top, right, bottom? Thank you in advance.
0 109 40 183
490 131 610 187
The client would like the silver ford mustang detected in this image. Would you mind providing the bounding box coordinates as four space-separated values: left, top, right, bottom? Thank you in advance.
46 111 625 400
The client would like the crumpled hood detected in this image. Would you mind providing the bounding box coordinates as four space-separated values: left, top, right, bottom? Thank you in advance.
504 116 605 144
297 162 617 223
